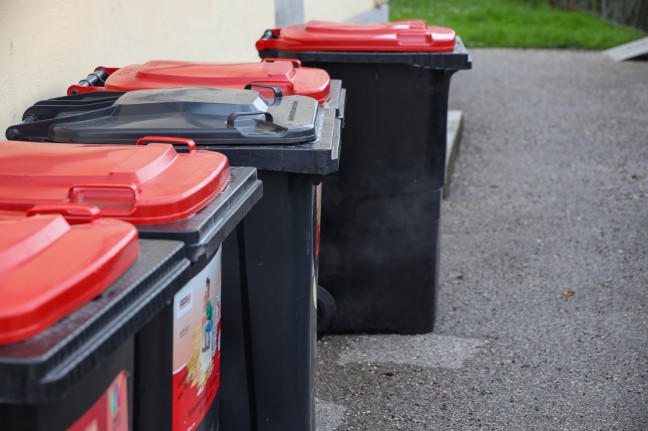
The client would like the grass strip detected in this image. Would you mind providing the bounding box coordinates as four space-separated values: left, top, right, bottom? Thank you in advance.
390 0 644 49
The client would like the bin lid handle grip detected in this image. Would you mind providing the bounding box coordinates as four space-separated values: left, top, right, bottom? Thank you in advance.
67 183 139 216
136 136 197 153
26 203 103 224
243 83 283 105
261 58 302 68
226 111 274 128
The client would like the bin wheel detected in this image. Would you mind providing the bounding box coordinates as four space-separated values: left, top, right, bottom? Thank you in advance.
317 285 336 338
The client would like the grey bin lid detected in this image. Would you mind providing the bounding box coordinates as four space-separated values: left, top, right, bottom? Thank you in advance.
48 87 319 145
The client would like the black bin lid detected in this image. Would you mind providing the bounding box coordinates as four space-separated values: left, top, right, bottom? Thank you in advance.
22 92 125 123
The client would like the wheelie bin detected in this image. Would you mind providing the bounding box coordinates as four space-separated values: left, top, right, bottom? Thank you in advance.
0 207 191 431
0 139 263 431
256 20 472 334
5 86 342 431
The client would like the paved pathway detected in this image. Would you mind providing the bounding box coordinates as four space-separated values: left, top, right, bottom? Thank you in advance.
316 49 648 431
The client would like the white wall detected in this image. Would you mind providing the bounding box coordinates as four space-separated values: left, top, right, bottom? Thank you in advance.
304 0 377 22
0 0 274 128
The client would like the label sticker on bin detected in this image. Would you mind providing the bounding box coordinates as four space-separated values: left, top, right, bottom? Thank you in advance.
0 209 139 345
0 139 231 224
256 20 456 53
67 371 129 431
102 59 332 104
172 248 222 431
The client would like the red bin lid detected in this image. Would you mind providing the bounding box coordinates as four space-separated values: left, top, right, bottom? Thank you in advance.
0 138 231 224
258 20 456 53
104 59 331 104
0 208 139 345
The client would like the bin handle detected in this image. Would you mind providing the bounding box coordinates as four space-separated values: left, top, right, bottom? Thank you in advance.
27 203 102 224
226 111 274 128
67 184 139 216
243 83 283 105
68 66 120 95
256 29 280 53
77 67 110 87
262 58 302 68
259 29 280 42
67 85 106 95
136 136 197 153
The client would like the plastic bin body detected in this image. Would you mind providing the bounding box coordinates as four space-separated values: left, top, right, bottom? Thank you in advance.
0 140 263 431
0 208 191 430
3 87 341 431
256 20 471 334
219 170 319 430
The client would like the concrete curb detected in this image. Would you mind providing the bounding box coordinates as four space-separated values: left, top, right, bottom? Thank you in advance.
604 37 648 62
444 110 464 198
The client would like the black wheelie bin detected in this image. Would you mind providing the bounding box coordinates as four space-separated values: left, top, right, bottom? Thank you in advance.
256 20 471 334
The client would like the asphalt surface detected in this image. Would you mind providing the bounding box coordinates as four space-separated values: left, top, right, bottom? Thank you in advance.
315 49 648 430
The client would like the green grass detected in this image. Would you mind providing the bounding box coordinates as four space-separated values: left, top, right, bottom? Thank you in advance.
390 0 644 49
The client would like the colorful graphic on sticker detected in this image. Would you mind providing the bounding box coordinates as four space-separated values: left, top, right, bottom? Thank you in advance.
67 371 129 431
172 247 222 431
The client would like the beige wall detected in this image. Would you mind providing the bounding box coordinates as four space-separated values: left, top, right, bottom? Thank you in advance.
0 0 274 128
304 0 377 22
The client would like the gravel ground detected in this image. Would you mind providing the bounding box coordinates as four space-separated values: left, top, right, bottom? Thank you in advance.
315 49 648 431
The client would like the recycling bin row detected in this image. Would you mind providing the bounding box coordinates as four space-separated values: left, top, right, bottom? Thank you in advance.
0 89 339 431
5 75 343 431
0 18 470 431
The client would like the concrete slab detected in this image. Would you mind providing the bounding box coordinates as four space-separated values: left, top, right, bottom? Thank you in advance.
337 333 487 369
604 37 648 62
444 110 464 198
315 398 347 431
